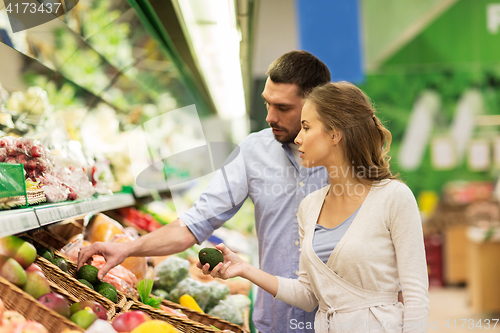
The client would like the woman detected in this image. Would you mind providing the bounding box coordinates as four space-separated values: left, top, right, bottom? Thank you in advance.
200 82 429 332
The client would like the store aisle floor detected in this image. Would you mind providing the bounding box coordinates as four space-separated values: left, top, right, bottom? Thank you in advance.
428 286 500 332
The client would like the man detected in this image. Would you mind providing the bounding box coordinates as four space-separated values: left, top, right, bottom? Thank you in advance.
79 50 331 333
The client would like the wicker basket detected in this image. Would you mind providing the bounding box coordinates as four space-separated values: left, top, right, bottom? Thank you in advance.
160 298 248 333
35 256 123 318
0 188 46 209
121 300 227 333
0 276 84 332
24 233 129 309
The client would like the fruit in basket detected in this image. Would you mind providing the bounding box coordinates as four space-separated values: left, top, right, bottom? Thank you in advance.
37 293 70 318
0 236 37 269
130 320 178 333
0 255 27 287
3 310 26 326
98 287 117 303
15 321 49 333
69 301 107 321
94 282 116 294
179 294 204 313
22 271 51 299
36 248 54 263
53 258 69 273
76 265 99 285
198 248 223 271
25 264 43 274
111 311 151 332
77 279 94 290
69 308 98 329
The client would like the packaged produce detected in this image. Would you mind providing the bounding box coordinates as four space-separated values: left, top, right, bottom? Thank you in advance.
85 319 118 333
86 214 125 243
153 256 190 292
158 305 188 319
110 234 147 280
91 256 137 294
0 136 55 181
168 278 211 312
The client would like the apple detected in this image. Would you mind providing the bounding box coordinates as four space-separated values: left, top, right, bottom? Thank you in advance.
69 301 107 321
14 321 49 333
2 310 26 326
0 235 37 269
0 152 6 162
0 255 27 287
5 157 16 164
22 271 51 299
112 311 151 332
38 293 70 318
70 308 98 329
25 263 43 274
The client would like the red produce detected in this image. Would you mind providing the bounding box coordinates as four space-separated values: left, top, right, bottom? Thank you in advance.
112 311 151 332
26 263 43 274
28 169 39 179
69 301 108 320
0 153 6 163
31 146 42 158
5 157 17 164
27 159 37 170
6 148 17 157
38 293 70 318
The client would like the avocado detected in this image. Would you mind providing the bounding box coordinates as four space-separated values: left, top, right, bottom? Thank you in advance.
198 247 223 270
98 287 118 303
78 279 94 290
94 282 117 294
77 265 100 285
37 247 54 262
54 258 68 273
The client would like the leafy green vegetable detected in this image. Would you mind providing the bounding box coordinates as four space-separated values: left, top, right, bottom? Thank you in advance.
154 256 190 292
137 279 162 309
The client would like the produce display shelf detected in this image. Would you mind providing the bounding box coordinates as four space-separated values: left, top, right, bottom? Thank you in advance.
0 193 135 237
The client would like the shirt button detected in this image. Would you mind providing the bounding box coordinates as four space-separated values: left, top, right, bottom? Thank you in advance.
295 240 299 246
299 181 304 187
295 271 299 276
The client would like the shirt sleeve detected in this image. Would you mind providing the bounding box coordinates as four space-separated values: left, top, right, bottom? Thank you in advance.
274 198 318 312
390 183 430 332
179 146 249 244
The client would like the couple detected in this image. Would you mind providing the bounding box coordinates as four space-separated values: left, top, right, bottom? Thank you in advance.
79 51 429 333
199 82 429 332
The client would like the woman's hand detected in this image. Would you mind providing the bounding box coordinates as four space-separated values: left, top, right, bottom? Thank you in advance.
197 243 248 280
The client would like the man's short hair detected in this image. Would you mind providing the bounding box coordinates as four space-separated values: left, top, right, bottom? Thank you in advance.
266 51 331 97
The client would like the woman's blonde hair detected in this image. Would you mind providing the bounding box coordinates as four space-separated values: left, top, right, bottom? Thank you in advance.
306 81 398 183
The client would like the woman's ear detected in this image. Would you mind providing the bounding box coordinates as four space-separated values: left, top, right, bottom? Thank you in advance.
332 131 342 145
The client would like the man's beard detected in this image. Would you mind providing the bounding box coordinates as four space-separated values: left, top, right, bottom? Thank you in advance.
270 124 300 144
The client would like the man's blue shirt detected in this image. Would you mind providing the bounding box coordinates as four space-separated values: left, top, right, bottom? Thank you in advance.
179 128 329 333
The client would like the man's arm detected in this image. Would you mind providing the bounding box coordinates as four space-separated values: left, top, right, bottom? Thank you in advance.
78 218 196 279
